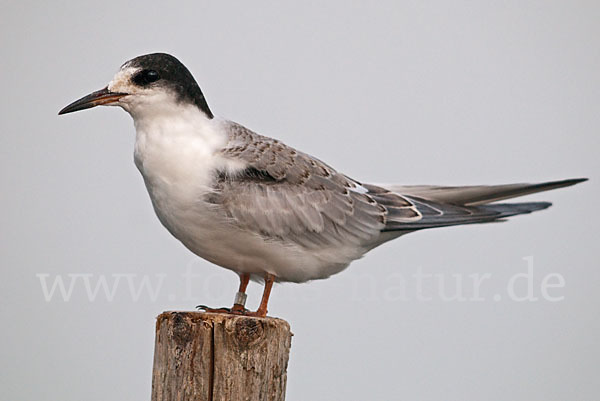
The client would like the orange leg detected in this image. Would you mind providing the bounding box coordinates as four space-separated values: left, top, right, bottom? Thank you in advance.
246 274 275 317
198 273 275 317
230 274 250 314
197 273 250 314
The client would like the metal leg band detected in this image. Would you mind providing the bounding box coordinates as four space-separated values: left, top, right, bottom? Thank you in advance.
234 291 247 307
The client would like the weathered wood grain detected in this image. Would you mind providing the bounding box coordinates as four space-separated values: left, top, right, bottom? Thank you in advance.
151 311 292 401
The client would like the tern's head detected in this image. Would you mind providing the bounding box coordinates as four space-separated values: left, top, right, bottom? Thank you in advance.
59 53 213 119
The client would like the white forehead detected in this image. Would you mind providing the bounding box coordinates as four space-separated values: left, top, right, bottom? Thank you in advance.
107 66 140 92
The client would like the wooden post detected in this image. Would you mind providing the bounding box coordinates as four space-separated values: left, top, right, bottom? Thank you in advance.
151 311 292 401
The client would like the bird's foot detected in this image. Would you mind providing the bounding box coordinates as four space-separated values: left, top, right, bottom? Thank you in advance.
196 304 266 317
196 305 231 314
230 303 249 315
243 308 268 318
196 304 251 315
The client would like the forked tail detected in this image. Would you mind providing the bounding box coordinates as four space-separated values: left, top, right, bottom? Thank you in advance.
379 178 587 232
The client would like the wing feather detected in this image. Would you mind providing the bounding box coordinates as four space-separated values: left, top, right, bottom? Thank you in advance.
208 122 403 248
210 122 580 246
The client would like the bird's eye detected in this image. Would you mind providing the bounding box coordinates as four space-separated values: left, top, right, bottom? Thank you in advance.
132 69 160 86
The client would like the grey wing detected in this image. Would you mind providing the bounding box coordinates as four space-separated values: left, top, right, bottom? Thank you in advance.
384 179 586 206
210 122 565 245
209 123 420 248
382 196 551 231
348 182 548 232
378 178 586 231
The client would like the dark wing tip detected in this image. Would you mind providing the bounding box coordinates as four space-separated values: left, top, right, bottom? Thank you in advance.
525 201 552 212
559 178 588 186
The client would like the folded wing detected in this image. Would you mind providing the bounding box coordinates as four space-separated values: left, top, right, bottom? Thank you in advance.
212 122 586 246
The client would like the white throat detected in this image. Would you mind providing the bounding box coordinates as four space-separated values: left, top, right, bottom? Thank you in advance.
129 98 229 208
123 94 249 263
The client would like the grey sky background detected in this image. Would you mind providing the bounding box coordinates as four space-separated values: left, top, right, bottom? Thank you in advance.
1 1 598 400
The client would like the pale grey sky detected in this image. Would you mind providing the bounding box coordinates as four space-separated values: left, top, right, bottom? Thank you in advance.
1 1 598 400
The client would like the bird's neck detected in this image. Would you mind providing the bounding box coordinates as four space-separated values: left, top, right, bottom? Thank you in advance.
132 102 224 147
132 104 227 191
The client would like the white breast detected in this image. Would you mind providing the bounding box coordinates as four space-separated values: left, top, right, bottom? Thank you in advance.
134 106 221 194
133 106 236 249
129 104 362 283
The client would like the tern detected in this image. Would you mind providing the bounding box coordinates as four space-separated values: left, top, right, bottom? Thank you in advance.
59 53 586 317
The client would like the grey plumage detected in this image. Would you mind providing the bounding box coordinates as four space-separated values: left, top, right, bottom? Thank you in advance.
209 122 388 249
57 51 588 299
207 122 586 251
386 179 586 206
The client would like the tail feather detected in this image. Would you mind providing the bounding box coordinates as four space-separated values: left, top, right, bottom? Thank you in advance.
385 178 587 206
377 178 586 232
383 199 552 232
